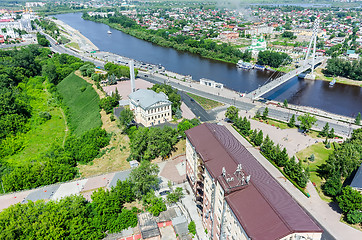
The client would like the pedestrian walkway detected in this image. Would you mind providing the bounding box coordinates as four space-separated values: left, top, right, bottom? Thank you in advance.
223 123 362 240
180 183 208 240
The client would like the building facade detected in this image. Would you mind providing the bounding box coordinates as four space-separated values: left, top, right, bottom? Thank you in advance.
129 89 172 127
185 123 323 240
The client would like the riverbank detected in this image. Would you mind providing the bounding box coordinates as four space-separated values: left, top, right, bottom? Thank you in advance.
314 67 362 87
82 16 243 65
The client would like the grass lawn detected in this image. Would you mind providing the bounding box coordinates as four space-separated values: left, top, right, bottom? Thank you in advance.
186 93 223 110
57 72 102 136
65 42 80 50
265 118 293 129
3 78 66 166
296 142 334 202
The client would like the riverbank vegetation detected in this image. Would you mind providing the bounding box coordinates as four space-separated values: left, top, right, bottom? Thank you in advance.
0 45 111 193
82 13 251 64
323 57 362 81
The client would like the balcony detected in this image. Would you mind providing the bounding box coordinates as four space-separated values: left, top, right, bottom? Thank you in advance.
197 180 204 189
197 173 204 181
197 188 204 196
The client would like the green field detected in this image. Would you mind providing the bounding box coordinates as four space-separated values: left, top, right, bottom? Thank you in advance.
57 73 102 136
3 77 66 166
186 93 223 110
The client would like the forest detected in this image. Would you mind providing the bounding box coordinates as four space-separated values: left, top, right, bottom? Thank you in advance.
0 45 109 193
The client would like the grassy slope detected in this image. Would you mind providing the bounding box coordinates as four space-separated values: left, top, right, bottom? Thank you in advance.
4 79 66 166
57 72 102 136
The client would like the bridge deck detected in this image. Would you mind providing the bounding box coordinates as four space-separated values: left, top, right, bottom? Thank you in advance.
246 57 325 99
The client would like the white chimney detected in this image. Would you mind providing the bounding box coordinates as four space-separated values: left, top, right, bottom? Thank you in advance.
129 60 135 93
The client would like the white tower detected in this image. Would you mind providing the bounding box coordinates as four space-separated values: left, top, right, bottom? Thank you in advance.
129 60 135 93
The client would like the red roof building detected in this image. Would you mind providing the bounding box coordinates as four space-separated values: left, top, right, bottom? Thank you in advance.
185 123 323 240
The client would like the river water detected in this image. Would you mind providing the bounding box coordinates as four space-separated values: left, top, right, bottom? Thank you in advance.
54 13 362 117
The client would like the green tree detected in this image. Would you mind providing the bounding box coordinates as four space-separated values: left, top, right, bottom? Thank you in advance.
355 112 361 125
283 99 288 108
166 187 184 204
320 123 329 137
297 113 317 132
177 119 199 138
329 128 335 138
225 106 239 121
254 130 263 146
288 114 296 128
188 221 196 236
347 210 362 224
322 174 342 197
262 107 269 120
337 186 362 213
129 160 160 198
119 108 134 127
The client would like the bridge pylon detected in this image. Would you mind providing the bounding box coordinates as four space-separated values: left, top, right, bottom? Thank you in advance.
304 16 320 80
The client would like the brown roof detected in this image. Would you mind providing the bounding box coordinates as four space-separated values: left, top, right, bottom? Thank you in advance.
185 123 322 240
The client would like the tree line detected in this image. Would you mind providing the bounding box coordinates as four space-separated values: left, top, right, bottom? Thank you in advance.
324 57 362 81
0 180 138 239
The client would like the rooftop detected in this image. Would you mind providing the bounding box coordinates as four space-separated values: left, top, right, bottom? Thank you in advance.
185 123 322 240
128 89 171 110
351 163 362 190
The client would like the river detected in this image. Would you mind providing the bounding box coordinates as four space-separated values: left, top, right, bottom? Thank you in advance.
54 13 362 117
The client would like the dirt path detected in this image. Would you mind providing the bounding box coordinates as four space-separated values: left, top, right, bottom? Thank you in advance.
74 70 106 99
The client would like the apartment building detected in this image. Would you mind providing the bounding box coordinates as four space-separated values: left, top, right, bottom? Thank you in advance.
129 89 172 127
185 123 323 240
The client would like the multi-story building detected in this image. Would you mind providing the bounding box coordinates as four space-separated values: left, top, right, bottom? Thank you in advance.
185 123 323 240
128 89 172 127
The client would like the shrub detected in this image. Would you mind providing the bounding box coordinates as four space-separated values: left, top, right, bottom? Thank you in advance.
188 221 196 236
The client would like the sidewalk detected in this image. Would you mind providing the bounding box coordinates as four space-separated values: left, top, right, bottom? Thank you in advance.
223 123 362 240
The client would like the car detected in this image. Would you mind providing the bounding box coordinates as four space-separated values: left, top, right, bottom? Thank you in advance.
224 118 233 123
190 98 195 102
144 74 149 77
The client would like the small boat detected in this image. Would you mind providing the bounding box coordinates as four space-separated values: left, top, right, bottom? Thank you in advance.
107 30 112 34
329 78 336 86
237 60 254 70
254 64 266 71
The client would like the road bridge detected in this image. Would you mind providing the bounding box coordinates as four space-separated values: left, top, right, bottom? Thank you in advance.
246 57 326 99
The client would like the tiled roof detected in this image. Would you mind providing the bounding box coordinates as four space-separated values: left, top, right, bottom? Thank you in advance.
185 123 322 240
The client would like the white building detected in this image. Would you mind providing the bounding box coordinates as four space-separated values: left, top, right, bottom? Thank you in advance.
129 89 172 127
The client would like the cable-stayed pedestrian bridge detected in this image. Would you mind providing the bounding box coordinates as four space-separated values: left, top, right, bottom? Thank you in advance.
246 57 326 99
